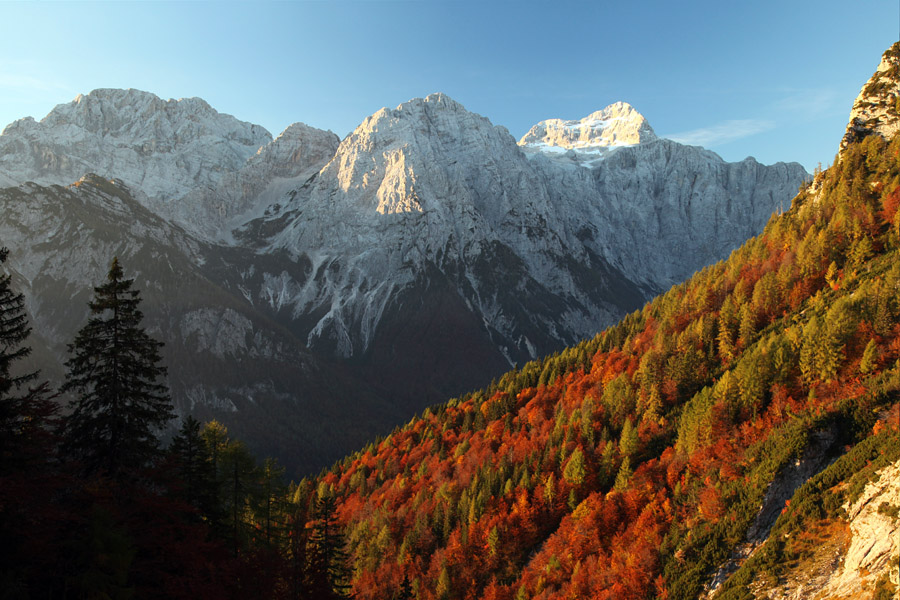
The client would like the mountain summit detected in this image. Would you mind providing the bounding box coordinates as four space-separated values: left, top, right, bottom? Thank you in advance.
520 101 657 154
0 88 272 201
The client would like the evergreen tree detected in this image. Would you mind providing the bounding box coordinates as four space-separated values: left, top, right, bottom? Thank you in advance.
306 493 353 598
859 339 880 374
562 446 586 486
169 416 219 520
62 257 174 477
0 248 35 399
0 246 55 463
618 417 639 457
221 439 259 556
613 456 633 491
0 247 60 595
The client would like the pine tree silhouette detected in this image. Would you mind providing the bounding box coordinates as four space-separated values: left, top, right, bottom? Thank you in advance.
62 257 174 477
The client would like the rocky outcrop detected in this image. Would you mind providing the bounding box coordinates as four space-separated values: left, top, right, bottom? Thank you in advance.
702 428 840 598
748 457 900 600
842 41 900 150
818 458 900 598
584 138 808 288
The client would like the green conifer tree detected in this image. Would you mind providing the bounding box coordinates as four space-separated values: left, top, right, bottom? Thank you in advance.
306 493 353 598
0 247 58 594
859 339 880 374
562 446 586 486
62 257 174 477
0 247 56 464
0 248 35 401
169 416 219 521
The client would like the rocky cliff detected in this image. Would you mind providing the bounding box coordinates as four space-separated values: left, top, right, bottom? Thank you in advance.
843 42 900 150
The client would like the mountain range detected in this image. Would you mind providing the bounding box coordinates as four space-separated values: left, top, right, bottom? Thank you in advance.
0 84 807 473
296 41 900 600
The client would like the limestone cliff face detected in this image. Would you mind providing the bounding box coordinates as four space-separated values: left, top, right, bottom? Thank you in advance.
237 93 805 369
819 458 900 599
253 93 632 365
843 41 900 150
755 458 900 600
187 122 340 240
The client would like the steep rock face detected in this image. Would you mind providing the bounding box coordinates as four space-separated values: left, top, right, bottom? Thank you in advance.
820 458 900 598
843 42 900 149
755 458 900 600
0 88 274 237
582 138 808 288
228 94 807 404
520 104 807 288
189 122 340 240
246 94 641 373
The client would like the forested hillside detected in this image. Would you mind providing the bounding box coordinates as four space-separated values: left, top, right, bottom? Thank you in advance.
296 57 900 599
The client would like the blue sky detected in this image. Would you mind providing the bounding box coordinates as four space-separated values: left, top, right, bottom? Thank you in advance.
0 1 897 172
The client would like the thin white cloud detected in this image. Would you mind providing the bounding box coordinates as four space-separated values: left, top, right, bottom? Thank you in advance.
773 89 840 119
0 59 70 94
665 119 775 147
0 72 68 93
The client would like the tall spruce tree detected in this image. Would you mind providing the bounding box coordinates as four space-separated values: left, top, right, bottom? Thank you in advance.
0 246 37 459
0 247 60 596
169 416 219 520
62 257 174 477
0 248 35 396
0 246 56 466
305 493 353 598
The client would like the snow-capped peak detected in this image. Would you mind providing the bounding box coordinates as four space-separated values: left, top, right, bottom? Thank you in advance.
519 102 656 166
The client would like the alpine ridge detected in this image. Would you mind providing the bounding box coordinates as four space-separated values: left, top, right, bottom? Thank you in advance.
0 87 808 472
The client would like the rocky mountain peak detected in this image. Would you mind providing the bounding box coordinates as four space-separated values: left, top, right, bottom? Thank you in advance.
317 93 523 217
0 88 274 236
247 122 339 175
348 93 498 146
519 101 657 155
842 41 900 149
45 88 269 144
